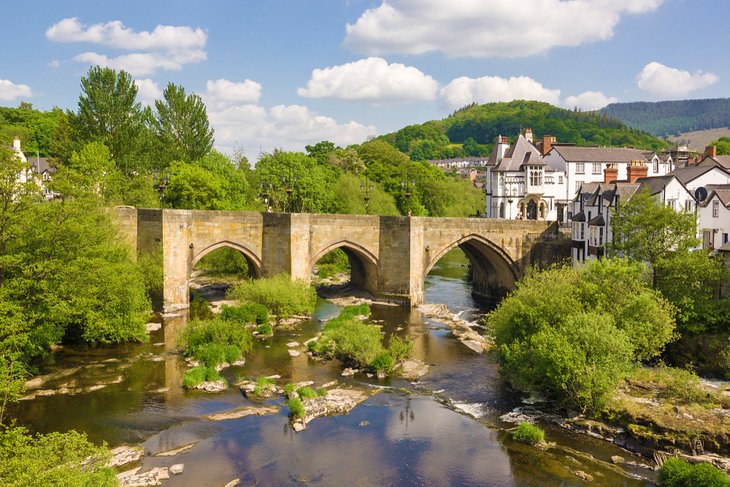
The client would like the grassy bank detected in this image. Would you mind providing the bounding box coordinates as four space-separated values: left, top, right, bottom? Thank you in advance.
227 274 317 318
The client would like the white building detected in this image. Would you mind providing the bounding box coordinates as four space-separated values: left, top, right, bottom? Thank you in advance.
570 166 695 263
8 136 56 199
698 186 730 250
545 145 674 221
484 131 567 221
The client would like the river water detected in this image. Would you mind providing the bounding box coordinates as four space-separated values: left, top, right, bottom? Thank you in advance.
12 250 654 486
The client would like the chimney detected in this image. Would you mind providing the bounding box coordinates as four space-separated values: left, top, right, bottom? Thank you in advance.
705 145 717 158
12 136 20 151
627 160 648 183
496 135 509 162
604 163 618 183
541 135 556 155
524 128 533 143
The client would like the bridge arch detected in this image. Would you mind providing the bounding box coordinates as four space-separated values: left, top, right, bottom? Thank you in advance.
310 240 379 295
191 240 263 278
424 234 519 302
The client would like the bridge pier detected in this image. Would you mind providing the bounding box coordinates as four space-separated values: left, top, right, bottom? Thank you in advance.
116 208 569 313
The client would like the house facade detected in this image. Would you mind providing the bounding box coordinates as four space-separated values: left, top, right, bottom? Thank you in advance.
484 131 567 221
570 165 695 264
698 186 730 250
9 136 56 199
544 145 674 222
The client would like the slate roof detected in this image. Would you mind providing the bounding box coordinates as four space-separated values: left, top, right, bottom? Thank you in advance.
572 211 586 222
668 164 725 185
588 214 605 226
493 134 545 172
635 175 674 195
550 146 651 163
573 182 641 205
28 157 54 174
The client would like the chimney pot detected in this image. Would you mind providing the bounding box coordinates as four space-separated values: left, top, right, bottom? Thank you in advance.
604 163 619 184
627 160 648 183
705 145 717 158
12 136 20 151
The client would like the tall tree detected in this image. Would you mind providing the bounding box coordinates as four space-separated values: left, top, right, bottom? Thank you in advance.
609 187 698 288
152 83 214 163
72 66 146 174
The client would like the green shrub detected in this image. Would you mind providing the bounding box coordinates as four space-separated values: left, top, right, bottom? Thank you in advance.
179 317 253 367
221 303 269 325
387 335 413 362
251 376 276 398
288 397 305 419
325 319 384 367
297 386 318 399
283 383 296 395
317 387 327 396
195 247 250 277
0 425 117 486
339 304 371 320
371 351 395 373
631 366 714 405
315 249 350 279
137 247 163 297
228 274 317 318
183 366 223 389
512 422 545 445
659 458 730 487
255 323 273 335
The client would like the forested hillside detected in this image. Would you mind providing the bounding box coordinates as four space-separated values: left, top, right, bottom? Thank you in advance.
378 100 667 161
0 104 64 157
601 98 730 137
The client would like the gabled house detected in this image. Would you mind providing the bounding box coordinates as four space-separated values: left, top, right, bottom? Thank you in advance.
570 166 695 264
544 145 674 219
484 130 567 221
668 163 730 193
7 137 56 199
698 185 730 250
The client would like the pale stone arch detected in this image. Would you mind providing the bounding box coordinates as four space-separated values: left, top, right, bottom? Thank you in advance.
424 233 519 302
310 240 380 295
191 240 263 278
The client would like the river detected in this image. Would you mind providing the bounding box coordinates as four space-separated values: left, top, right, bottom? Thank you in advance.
11 250 655 486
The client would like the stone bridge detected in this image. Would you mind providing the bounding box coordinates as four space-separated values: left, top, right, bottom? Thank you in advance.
116 208 570 312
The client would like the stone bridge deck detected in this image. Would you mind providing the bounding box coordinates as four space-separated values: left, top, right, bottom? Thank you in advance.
116 208 570 312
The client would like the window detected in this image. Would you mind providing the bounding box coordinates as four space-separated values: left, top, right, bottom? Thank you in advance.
592 162 601 174
724 233 729 245
576 162 585 174
579 222 584 240
653 159 659 173
685 200 693 212
714 200 720 218
599 227 604 245
575 180 582 192
558 175 563 184
666 199 676 210
529 167 543 186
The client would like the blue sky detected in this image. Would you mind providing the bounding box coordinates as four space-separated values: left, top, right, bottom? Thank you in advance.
1 0 728 156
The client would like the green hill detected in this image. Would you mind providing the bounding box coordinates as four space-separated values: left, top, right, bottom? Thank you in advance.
378 100 667 161
600 98 730 138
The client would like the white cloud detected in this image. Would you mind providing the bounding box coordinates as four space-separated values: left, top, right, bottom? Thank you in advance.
203 79 262 109
47 17 207 75
298 57 438 102
46 17 206 51
72 49 207 76
440 75 560 108
134 79 162 106
637 62 719 98
209 102 377 154
0 80 33 101
344 0 663 58
564 91 618 111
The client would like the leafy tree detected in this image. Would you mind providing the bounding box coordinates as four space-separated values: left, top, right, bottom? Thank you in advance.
331 173 399 215
489 259 676 412
305 140 337 165
610 187 698 288
152 83 214 163
72 66 147 174
712 136 730 156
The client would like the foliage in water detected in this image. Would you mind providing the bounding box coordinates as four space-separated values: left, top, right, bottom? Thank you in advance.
228 274 317 318
182 366 223 389
512 422 545 445
179 317 253 367
221 303 269 325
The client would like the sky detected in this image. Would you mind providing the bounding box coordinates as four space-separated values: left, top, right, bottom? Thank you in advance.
1 0 729 157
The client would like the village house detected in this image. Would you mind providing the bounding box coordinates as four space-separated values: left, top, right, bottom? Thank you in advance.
8 136 56 199
484 129 567 221
570 161 695 263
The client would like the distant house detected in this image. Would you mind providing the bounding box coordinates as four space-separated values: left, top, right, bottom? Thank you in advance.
484 129 567 221
428 157 489 170
8 136 56 199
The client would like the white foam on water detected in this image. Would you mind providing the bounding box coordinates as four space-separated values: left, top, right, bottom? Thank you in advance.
451 401 488 419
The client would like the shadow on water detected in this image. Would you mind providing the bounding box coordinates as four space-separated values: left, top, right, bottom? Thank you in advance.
10 248 653 486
